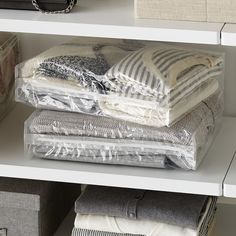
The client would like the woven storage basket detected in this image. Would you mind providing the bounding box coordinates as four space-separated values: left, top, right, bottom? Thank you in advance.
135 0 207 21
207 0 236 23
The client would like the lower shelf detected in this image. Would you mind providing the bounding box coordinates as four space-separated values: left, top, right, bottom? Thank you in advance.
0 104 235 196
55 203 236 236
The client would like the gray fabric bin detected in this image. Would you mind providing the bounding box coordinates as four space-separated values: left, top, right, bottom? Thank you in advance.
0 177 81 236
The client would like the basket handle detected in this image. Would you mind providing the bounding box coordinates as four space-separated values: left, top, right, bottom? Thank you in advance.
32 0 76 14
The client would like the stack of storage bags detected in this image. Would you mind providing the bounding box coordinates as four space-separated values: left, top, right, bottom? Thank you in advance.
72 185 217 236
0 33 19 121
15 37 224 170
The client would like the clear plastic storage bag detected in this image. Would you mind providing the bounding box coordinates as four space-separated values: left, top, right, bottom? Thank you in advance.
16 40 224 128
25 91 223 170
0 33 19 121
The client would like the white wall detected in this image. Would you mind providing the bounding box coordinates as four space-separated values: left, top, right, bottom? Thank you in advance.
19 33 236 116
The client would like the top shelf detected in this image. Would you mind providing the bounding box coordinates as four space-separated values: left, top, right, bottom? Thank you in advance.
0 0 223 45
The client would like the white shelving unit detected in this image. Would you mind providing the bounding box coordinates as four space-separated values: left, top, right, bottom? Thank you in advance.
0 0 223 44
223 154 236 198
221 24 236 46
0 104 235 196
1 0 236 234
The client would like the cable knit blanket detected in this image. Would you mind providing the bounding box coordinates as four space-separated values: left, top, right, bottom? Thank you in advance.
25 92 222 170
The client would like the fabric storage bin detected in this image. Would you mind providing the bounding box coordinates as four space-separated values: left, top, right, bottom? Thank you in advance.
0 33 18 121
135 0 207 21
207 0 236 23
0 177 81 236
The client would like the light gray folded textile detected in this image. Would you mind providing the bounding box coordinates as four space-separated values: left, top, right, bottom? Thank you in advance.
28 93 220 146
74 198 216 236
75 185 215 229
26 92 222 170
31 144 175 169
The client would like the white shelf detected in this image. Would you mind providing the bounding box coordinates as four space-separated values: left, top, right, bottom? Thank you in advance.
223 153 236 198
0 0 223 44
0 104 235 196
221 24 236 46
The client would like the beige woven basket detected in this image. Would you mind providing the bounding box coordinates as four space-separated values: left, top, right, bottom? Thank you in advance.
135 0 207 21
207 0 236 23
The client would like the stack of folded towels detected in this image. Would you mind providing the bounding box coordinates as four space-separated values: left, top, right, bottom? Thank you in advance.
0 33 18 121
72 185 217 236
16 37 224 170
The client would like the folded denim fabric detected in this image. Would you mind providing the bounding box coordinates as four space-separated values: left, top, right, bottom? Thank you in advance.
74 197 216 236
75 186 213 229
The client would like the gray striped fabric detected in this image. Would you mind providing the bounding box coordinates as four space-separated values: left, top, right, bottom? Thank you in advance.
104 46 223 107
26 92 222 170
72 228 144 236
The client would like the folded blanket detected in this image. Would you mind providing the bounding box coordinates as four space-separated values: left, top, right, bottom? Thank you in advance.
75 185 216 230
16 37 143 91
16 41 223 128
98 79 219 127
102 45 223 127
25 92 222 170
73 197 216 236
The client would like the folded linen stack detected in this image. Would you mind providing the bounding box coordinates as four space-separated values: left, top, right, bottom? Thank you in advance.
72 186 217 236
16 41 223 127
16 38 224 170
25 91 222 170
0 33 18 121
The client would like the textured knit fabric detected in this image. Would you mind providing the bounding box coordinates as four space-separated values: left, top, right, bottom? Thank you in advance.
75 186 210 229
74 197 217 236
71 226 215 236
26 92 222 170
71 228 144 236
